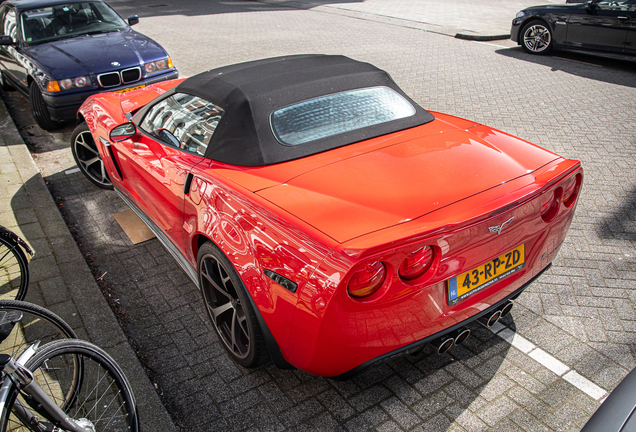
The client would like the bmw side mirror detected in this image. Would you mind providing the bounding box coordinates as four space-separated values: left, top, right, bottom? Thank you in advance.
127 15 139 26
110 123 137 142
0 35 14 46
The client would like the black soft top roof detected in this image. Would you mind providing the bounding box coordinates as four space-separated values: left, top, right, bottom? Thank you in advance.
176 55 434 167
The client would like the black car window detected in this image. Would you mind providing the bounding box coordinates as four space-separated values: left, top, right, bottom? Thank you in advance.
596 0 636 10
20 2 128 45
1 7 17 43
140 93 225 157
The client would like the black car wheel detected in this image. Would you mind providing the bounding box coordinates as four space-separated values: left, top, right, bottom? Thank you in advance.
521 20 553 55
29 81 59 130
197 241 268 368
71 122 113 190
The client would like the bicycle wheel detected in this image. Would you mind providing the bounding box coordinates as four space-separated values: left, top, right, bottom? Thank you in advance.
0 237 28 301
0 300 77 360
2 339 138 432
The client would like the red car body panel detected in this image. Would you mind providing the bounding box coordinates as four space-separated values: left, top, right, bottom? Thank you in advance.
77 76 582 377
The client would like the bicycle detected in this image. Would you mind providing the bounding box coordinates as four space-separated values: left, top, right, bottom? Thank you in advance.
0 227 33 301
0 312 138 431
0 300 77 360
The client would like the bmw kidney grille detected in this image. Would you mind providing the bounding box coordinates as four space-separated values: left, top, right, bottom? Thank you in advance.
97 67 142 88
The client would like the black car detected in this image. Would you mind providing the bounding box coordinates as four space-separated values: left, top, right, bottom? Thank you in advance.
581 367 636 431
0 0 178 130
511 0 636 60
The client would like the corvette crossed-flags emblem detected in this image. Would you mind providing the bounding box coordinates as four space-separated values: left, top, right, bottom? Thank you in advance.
489 216 514 235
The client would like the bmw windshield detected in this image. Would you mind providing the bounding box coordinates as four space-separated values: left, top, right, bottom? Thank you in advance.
20 2 128 45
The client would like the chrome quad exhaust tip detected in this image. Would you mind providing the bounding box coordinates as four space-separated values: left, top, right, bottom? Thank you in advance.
450 327 471 346
430 336 455 355
500 301 514 318
479 310 502 327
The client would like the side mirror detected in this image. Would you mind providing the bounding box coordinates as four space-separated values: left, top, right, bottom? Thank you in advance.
0 35 14 46
157 128 181 148
127 15 139 26
110 123 137 142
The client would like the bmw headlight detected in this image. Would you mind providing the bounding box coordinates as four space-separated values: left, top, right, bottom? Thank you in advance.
144 58 173 75
46 75 92 92
515 11 526 19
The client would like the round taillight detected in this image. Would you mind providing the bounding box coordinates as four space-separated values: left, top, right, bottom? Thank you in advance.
541 188 561 222
399 246 434 280
563 173 582 208
348 261 386 298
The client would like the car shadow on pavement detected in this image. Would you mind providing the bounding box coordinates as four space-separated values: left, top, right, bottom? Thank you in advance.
595 184 636 244
12 167 514 430
495 47 636 89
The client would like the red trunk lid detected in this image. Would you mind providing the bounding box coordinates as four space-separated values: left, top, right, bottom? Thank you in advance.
256 120 559 243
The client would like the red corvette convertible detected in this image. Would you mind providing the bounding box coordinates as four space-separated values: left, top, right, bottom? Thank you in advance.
72 55 582 378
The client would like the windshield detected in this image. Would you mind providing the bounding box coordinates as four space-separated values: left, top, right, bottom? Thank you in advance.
20 2 128 45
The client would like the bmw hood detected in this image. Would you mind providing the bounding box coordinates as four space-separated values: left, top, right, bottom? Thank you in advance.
25 30 167 80
256 119 560 243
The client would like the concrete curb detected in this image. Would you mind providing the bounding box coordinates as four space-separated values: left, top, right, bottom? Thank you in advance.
0 97 177 432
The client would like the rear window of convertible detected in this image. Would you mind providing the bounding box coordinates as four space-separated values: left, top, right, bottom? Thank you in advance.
270 86 416 146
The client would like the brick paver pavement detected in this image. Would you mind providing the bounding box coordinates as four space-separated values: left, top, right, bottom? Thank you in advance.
3 0 636 430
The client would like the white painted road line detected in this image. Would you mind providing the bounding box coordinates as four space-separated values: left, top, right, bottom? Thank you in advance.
65 167 80 175
528 348 570 376
485 322 608 401
498 328 535 354
563 371 607 401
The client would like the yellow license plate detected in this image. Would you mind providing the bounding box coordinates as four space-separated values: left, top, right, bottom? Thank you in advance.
113 84 145 93
447 244 525 305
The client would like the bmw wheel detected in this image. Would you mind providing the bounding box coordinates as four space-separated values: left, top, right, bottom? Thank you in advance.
521 20 553 55
71 122 113 190
197 241 268 368
29 81 59 130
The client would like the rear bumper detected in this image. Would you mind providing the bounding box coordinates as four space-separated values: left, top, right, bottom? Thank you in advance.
331 264 550 380
42 70 179 122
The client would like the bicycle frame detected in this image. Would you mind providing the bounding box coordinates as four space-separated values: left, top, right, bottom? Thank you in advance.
0 344 93 432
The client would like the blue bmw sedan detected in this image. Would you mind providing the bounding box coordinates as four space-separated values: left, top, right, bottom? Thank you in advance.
0 0 178 130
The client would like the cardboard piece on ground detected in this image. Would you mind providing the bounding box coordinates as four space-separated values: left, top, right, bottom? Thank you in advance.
113 210 155 244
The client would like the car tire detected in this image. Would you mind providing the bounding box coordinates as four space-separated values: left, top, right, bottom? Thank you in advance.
0 71 13 91
197 241 268 368
71 122 113 190
29 81 59 131
520 20 553 55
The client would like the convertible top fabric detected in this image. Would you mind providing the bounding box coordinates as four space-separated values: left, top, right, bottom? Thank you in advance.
176 55 435 166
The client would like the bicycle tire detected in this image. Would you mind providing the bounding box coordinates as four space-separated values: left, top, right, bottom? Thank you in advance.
1 339 138 432
0 237 28 301
0 300 77 360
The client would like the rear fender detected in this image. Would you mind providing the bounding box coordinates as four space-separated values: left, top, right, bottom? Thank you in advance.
185 171 327 353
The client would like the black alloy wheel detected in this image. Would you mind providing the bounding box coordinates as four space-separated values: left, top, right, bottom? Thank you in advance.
71 122 113 190
28 81 59 131
521 20 553 55
197 242 267 367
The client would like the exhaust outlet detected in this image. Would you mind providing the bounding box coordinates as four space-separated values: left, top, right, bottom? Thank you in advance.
500 301 513 318
430 336 455 355
479 310 502 327
450 327 471 346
